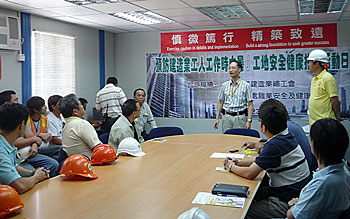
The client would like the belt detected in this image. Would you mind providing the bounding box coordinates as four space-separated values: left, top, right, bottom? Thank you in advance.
224 109 247 117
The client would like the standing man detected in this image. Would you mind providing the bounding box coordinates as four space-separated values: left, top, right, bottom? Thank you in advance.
108 99 140 151
307 49 341 125
96 77 127 133
133 88 157 142
214 60 253 133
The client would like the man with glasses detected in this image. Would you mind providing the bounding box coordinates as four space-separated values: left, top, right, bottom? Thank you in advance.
133 88 156 142
214 60 253 133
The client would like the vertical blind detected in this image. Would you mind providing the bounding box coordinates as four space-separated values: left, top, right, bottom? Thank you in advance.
32 31 76 102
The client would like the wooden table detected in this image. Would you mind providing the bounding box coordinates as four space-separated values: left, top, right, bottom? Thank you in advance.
14 134 263 219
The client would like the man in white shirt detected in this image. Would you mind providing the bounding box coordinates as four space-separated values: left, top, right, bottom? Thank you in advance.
95 77 127 133
47 95 65 146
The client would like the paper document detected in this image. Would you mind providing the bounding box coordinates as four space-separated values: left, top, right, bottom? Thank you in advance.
192 192 245 208
210 152 245 159
215 167 229 172
150 138 168 142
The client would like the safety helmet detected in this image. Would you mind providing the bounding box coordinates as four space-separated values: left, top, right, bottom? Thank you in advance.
91 144 117 165
178 207 211 219
0 185 24 217
118 137 145 157
59 154 98 179
307 49 329 63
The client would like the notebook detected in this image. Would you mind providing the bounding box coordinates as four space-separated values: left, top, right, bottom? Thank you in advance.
212 183 249 197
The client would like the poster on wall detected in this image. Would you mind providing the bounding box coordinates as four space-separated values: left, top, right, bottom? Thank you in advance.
146 47 350 119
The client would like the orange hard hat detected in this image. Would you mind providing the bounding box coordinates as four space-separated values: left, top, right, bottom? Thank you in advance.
59 154 98 179
0 185 24 217
91 144 117 165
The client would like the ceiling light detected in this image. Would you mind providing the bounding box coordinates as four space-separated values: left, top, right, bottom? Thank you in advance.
328 0 347 13
65 0 124 5
299 0 314 15
113 11 173 25
197 4 252 20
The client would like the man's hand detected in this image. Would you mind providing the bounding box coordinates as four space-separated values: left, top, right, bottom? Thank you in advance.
242 141 264 150
223 157 241 170
35 136 43 146
37 133 52 143
244 121 251 129
34 167 50 182
29 144 38 157
214 119 219 129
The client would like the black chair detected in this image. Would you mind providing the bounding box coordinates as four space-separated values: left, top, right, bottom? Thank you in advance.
148 126 184 139
224 128 260 138
57 148 68 175
99 133 110 144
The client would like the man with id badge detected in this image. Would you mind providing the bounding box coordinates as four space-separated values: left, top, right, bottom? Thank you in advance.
214 60 253 133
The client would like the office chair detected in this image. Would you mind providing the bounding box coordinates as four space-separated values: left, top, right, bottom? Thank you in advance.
57 148 68 175
224 128 260 138
148 126 184 139
99 133 110 144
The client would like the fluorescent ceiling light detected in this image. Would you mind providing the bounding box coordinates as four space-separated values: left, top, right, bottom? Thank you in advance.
65 0 123 5
299 0 314 15
328 0 347 13
298 0 347 15
197 4 252 20
113 11 173 25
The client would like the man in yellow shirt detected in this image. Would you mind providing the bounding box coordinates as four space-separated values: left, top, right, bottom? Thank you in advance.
307 49 341 125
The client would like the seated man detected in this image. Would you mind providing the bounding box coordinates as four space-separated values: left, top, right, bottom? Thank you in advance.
47 95 64 146
108 99 140 151
287 118 350 219
25 96 61 160
223 99 311 219
58 94 101 158
0 103 49 194
133 88 157 142
243 99 318 174
0 91 58 177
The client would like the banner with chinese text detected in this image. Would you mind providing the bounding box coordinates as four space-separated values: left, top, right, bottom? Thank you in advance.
146 47 349 119
161 23 337 53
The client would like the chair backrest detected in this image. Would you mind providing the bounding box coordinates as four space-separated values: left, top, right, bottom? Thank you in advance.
92 107 103 121
224 128 260 138
99 133 110 144
148 127 184 139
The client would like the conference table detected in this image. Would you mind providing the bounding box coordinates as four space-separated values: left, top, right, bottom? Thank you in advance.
14 134 264 219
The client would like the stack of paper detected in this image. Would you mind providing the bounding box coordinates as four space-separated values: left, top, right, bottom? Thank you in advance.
192 192 245 208
210 152 245 159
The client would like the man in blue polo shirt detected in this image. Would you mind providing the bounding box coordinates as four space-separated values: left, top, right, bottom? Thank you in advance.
287 118 350 219
0 103 49 194
223 99 311 218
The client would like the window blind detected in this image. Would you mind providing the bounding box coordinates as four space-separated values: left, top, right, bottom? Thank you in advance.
32 31 76 102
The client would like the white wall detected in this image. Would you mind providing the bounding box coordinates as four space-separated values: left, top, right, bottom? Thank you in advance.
0 9 115 120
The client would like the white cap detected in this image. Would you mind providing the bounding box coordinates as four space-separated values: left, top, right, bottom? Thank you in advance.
118 137 145 157
178 207 211 219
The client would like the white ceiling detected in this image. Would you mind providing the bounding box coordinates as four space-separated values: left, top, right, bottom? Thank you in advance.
0 0 349 33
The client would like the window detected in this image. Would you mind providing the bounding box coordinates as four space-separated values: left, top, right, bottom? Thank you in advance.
32 31 76 102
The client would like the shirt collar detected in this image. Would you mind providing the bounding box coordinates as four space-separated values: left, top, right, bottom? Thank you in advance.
267 128 289 142
315 69 327 79
0 135 16 154
65 116 81 122
313 162 345 179
105 84 115 88
230 78 241 85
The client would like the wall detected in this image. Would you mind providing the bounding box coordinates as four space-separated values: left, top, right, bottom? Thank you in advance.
115 20 350 135
0 9 115 120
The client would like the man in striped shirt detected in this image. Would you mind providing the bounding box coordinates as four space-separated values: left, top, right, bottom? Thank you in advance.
95 77 127 133
214 60 253 133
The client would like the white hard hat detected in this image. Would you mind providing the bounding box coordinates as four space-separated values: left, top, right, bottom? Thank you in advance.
118 137 145 157
307 49 329 63
178 207 211 219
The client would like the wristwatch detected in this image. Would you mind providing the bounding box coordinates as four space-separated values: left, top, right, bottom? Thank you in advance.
228 163 234 172
247 118 252 122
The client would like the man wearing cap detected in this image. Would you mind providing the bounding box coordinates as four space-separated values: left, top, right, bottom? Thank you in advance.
108 99 140 151
214 60 253 133
307 49 341 125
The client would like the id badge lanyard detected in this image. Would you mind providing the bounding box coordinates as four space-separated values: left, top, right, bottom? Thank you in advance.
229 79 242 103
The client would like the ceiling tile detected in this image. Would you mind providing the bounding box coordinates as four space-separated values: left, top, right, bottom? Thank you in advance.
299 13 341 22
75 14 138 26
342 11 350 18
83 1 143 13
169 14 212 22
131 0 189 10
121 25 158 32
245 0 295 11
184 20 222 26
241 0 290 3
41 6 100 16
7 0 72 9
219 18 259 25
253 9 297 17
22 8 63 17
182 0 240 7
149 22 190 30
0 0 34 11
258 15 298 23
152 7 204 17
